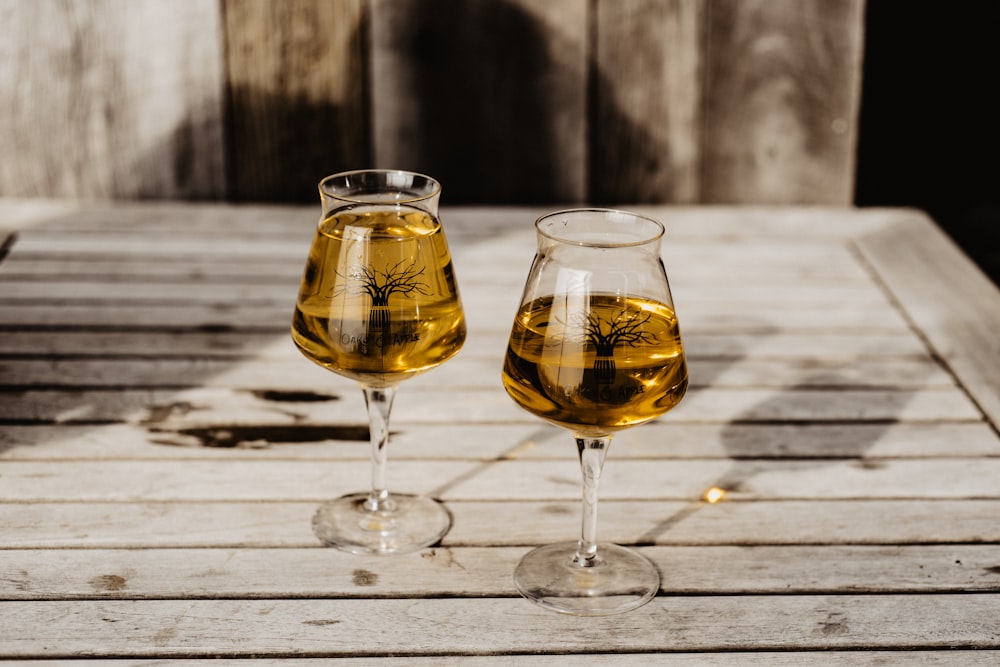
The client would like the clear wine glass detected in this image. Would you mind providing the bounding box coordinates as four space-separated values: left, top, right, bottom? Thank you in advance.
291 169 466 555
501 208 688 614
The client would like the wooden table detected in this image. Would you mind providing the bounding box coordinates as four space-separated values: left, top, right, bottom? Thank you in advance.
1 201 999 663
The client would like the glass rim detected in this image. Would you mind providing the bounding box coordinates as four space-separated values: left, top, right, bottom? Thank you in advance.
318 169 441 205
534 208 665 248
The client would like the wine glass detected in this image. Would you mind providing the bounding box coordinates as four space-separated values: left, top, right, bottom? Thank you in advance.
291 169 466 555
501 208 688 615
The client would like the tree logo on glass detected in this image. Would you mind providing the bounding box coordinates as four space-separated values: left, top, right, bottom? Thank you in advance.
336 260 429 338
564 308 655 384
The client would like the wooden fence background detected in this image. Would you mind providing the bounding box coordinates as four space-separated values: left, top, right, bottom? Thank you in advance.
1 0 865 205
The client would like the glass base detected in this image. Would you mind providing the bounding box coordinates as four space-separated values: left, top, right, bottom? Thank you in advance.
513 541 660 616
312 492 452 555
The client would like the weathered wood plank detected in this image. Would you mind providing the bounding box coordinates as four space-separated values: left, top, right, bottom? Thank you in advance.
672 386 983 422
6 225 871 261
701 0 865 203
0 278 896 306
0 386 983 425
370 0 588 203
0 256 307 282
17 499 1000 548
3 499 998 548
593 0 705 203
0 301 913 332
0 329 933 360
0 251 876 283
3 653 998 667
2 457 998 502
2 236 876 291
686 332 930 359
4 545 999 600
2 594 999 657
0 330 289 358
0 203 904 239
12 654 1000 667
856 210 1000 428
222 0 369 202
444 458 1000 502
0 201 316 234
0 1 225 198
5 232 310 259
0 200 80 242
5 421 997 461
0 357 957 391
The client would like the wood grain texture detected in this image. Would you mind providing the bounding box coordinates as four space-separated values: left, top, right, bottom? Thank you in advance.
593 0 705 203
2 595 999 656
0 655 981 667
3 545 998 600
2 458 998 502
855 209 1000 427
0 386 981 425
222 0 369 202
0 0 226 199
3 499 999 548
6 421 997 460
702 0 865 203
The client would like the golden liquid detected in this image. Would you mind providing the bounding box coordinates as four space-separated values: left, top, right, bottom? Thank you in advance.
291 206 466 386
502 294 687 436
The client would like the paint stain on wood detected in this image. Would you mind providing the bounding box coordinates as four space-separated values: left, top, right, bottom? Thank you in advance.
352 569 378 586
197 324 234 333
148 424 370 448
252 390 339 403
143 401 200 423
818 612 850 636
421 547 467 572
89 574 128 592
141 389 360 447
153 627 177 646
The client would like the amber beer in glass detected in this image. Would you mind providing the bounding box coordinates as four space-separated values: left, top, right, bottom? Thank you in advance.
501 208 687 614
291 170 465 555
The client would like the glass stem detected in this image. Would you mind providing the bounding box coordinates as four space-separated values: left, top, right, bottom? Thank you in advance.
573 435 611 567
363 385 397 513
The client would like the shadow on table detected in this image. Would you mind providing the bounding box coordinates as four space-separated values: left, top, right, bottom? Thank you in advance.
634 332 920 546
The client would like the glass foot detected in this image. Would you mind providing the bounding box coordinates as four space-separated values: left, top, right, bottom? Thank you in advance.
312 492 452 555
513 541 660 616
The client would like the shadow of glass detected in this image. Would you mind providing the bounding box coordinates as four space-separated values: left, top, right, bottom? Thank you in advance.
636 370 919 545
223 5 370 204
375 0 577 204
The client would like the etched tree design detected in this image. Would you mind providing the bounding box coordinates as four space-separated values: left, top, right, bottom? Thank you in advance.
571 308 656 384
336 260 430 331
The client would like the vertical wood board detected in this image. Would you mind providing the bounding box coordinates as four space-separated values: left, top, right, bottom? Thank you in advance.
701 0 865 203
593 0 706 203
222 0 370 202
0 0 226 199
